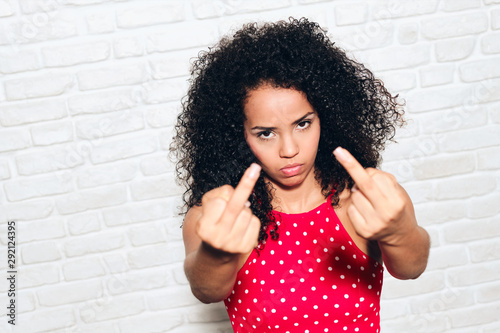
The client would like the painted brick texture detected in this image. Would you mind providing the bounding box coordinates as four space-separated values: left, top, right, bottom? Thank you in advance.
0 1 499 332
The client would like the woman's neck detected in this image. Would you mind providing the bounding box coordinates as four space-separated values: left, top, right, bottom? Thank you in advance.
268 170 326 214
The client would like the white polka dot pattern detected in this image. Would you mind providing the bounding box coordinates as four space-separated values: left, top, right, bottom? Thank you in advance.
224 196 384 332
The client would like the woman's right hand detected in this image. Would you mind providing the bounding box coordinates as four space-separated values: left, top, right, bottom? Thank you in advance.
196 163 262 255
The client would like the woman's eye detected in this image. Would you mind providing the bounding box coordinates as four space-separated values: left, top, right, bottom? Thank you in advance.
258 131 274 139
297 120 311 129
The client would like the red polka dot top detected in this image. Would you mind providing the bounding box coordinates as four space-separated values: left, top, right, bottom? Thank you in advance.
224 195 384 333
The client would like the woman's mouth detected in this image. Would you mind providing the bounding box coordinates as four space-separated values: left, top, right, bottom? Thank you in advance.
280 164 302 177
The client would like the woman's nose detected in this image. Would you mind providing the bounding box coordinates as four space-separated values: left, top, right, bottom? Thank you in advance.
279 134 299 158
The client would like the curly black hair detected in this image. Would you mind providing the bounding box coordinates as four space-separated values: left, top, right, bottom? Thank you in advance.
171 17 404 246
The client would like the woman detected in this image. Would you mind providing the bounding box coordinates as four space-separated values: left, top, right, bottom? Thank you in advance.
172 18 430 333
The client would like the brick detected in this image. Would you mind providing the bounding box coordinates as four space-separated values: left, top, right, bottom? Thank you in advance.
159 127 175 150
102 198 176 226
334 3 368 26
164 216 183 242
64 232 124 257
116 3 184 29
130 175 183 201
485 322 500 333
419 64 455 87
42 41 110 67
481 32 500 54
8 14 78 44
85 11 115 34
441 0 481 11
403 181 433 204
379 298 409 320
382 271 445 299
127 243 184 269
433 174 497 200
30 120 73 146
128 223 166 246
476 281 500 303
449 302 500 328
119 310 183 333
416 105 488 135
19 0 60 14
67 88 136 116
411 288 474 315
382 135 438 162
79 294 145 323
435 37 475 62
380 311 447 333
76 160 137 189
447 262 500 287
460 57 500 82
18 263 59 288
360 44 430 71
0 128 31 152
77 63 147 91
18 291 36 313
414 200 467 226
493 9 500 30
469 238 500 263
63 257 105 281
397 22 419 45
4 199 54 221
477 146 500 170
37 280 102 306
140 154 175 176
18 218 65 242
75 110 144 140
187 302 230 323
150 57 190 79
55 184 128 215
476 77 500 103
378 71 416 91
413 152 475 180
370 0 438 20
142 78 188 104
146 285 198 310
168 322 234 333
146 22 219 53
443 217 500 243
192 0 291 19
4 72 74 101
0 49 39 73
0 159 10 180
103 253 129 274
16 308 75 332
439 125 500 152
89 135 157 164
22 241 61 264
0 0 14 17
15 145 85 175
426 245 468 270
106 267 169 295
113 36 144 58
421 12 488 39
4 172 73 201
0 98 67 126
67 212 101 235
172 262 189 284
466 192 500 218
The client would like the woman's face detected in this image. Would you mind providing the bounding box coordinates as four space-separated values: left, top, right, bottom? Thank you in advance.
243 85 321 189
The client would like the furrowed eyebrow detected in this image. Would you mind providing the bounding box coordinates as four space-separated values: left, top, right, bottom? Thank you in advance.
250 112 315 131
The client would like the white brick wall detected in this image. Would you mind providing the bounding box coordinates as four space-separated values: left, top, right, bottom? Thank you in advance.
0 0 498 332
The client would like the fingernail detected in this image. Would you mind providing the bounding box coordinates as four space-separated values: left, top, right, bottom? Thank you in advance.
351 185 358 192
333 147 349 162
248 163 261 179
245 200 251 208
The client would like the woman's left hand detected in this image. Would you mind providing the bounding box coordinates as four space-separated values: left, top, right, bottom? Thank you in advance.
333 147 417 247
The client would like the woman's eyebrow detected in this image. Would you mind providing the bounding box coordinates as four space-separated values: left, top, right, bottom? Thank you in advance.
250 112 316 131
